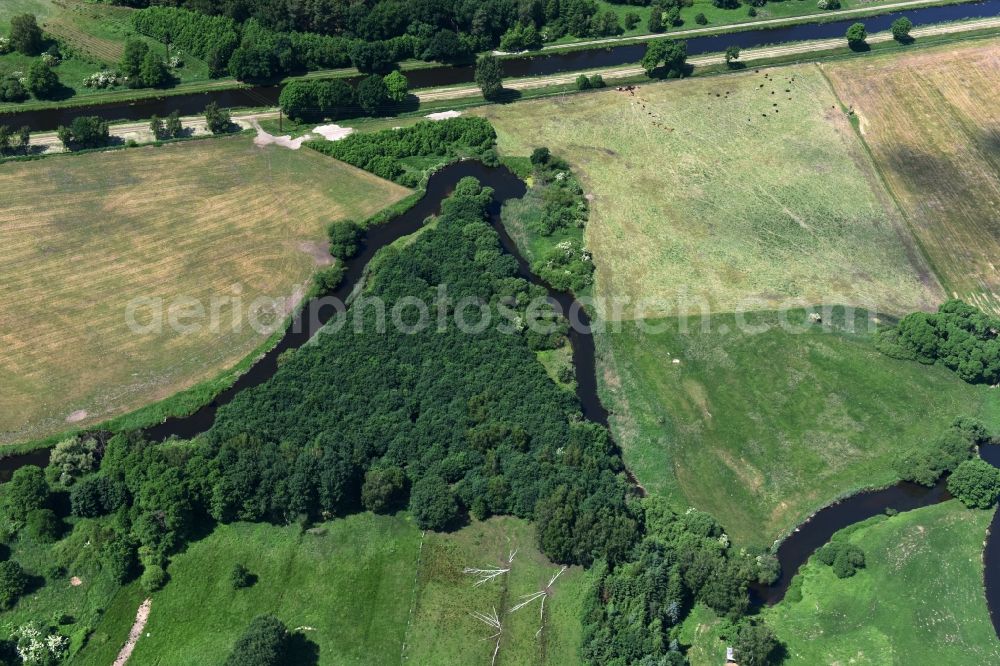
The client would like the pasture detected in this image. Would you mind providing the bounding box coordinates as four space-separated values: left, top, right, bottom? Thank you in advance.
0 136 409 444
478 63 942 318
596 308 999 546
75 515 586 665
824 40 1000 314
764 501 1000 664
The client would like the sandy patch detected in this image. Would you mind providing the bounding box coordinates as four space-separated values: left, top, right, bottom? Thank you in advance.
251 121 310 150
425 110 462 120
313 124 354 141
70 576 83 586
113 598 152 666
297 240 334 266
66 410 88 423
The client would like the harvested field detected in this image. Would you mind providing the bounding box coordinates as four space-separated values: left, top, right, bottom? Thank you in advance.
824 39 1000 314
478 64 943 318
0 136 409 444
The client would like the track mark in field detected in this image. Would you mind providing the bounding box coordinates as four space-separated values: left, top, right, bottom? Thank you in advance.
113 598 152 666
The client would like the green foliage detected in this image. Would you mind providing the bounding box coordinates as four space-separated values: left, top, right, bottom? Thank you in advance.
876 300 1000 384
0 76 28 103
165 110 184 139
695 12 708 24
575 74 592 91
306 117 497 184
204 102 233 134
817 541 866 578
624 12 641 30
649 6 665 32
725 45 741 67
56 116 110 150
723 617 782 666
101 533 138 584
139 51 172 88
356 74 389 115
421 29 470 63
892 16 914 42
141 564 169 592
230 563 253 589
500 23 543 52
279 79 354 121
409 475 459 530
224 614 289 666
47 436 99 487
314 264 346 292
132 7 240 77
25 508 62 543
383 71 408 103
0 560 28 610
895 417 988 486
948 458 1000 509
2 466 50 524
327 220 362 259
361 466 407 513
475 54 504 101
9 14 43 56
70 475 127 518
26 60 59 99
121 39 149 82
846 22 868 45
641 40 687 78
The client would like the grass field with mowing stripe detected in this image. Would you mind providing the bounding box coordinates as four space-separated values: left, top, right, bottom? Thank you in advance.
764 500 1000 665
478 64 942 318
0 136 409 444
596 308 999 546
824 40 1000 314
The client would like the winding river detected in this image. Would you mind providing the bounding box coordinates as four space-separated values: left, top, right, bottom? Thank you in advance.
1 0 997 132
1 160 997 636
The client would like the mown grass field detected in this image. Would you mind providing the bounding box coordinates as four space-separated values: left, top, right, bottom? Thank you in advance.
74 514 586 665
0 136 409 444
479 64 942 318
824 40 1000 314
596 308 1000 546
764 501 1000 664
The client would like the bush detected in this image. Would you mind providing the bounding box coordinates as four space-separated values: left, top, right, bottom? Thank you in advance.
409 475 459 530
101 535 138 584
204 102 233 134
846 22 867 46
279 79 354 121
230 563 253 589
314 264 346 292
575 74 592 90
624 12 641 30
26 509 62 543
948 459 1000 509
589 74 606 88
57 116 110 150
695 13 708 25
530 146 551 165
140 564 168 592
10 14 44 56
895 418 987 486
817 541 865 578
2 466 50 523
224 615 289 666
26 60 59 99
0 561 28 610
48 436 99 486
361 466 407 513
383 71 408 103
0 75 28 103
356 74 389 115
327 220 362 259
892 17 913 42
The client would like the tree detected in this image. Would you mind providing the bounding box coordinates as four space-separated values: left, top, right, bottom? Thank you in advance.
725 45 741 68
350 41 393 74
383 71 408 103
641 40 688 78
150 114 165 140
165 110 183 138
204 102 232 134
230 563 253 589
141 564 168 592
0 561 28 610
0 75 28 103
121 38 150 82
695 13 708 25
228 45 278 82
409 475 459 530
139 50 171 88
714 0 741 7
648 6 665 33
422 29 471 63
224 615 289 666
356 74 389 115
26 60 59 99
327 220 362 259
475 54 504 101
10 14 44 56
891 16 913 42
575 74 592 90
47 436 98 486
16 126 30 154
361 466 406 512
948 459 1000 509
531 146 551 166
101 535 138 584
2 466 49 523
846 22 867 48
728 618 781 666
26 508 62 542
817 541 865 578
57 116 110 149
624 12 641 30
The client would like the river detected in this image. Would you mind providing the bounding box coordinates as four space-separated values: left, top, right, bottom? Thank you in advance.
1 0 997 131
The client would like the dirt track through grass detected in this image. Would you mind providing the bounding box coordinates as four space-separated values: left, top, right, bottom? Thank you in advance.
824 39 1000 314
0 136 409 444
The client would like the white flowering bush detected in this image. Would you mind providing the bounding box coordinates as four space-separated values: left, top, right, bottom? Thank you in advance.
168 54 183 68
83 70 123 88
13 622 69 664
41 53 60 66
0 37 12 54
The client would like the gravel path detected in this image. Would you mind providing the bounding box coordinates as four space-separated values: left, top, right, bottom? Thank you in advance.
113 598 152 666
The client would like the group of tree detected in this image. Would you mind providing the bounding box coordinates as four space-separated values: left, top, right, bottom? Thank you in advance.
875 299 1000 385
816 540 865 578
575 73 606 90
0 125 31 156
120 38 172 88
895 417 991 487
948 458 1000 509
224 615 291 666
9 14 45 56
204 102 233 134
56 116 111 150
279 72 408 121
149 111 184 140
305 116 497 185
641 39 688 77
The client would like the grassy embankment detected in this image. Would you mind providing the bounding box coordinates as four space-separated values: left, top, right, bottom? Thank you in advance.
824 40 1000 314
0 135 409 445
71 515 587 665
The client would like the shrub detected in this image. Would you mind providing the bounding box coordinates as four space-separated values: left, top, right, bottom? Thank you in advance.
314 264 346 292
327 220 362 259
356 74 389 115
895 418 986 486
57 116 111 150
47 436 99 486
10 14 44 56
204 102 233 134
695 13 708 24
409 475 459 530
948 459 1000 509
575 74 592 90
0 561 28 609
279 79 354 121
140 564 168 592
230 563 253 589
892 17 913 42
0 75 28 103
748 7 758 16
817 541 865 578
3 466 50 523
589 74 606 88
26 509 62 543
101 535 138 584
624 12 641 30
530 146 551 165
26 60 60 99
846 22 867 46
224 615 289 666
361 466 407 513
383 71 408 103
